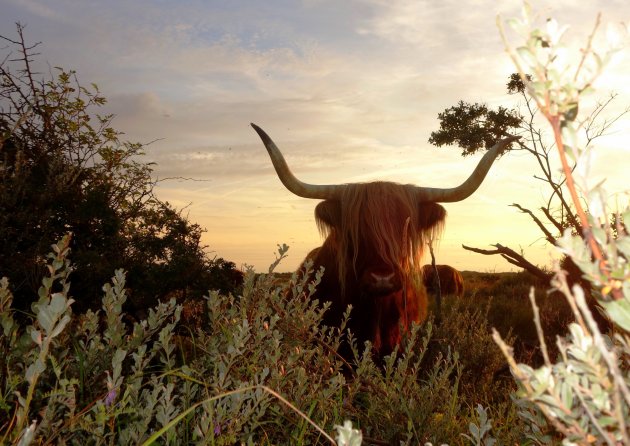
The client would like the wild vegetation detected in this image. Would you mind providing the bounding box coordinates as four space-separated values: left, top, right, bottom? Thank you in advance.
0 24 243 320
490 7 630 444
0 237 550 445
1 4 629 445
430 40 628 289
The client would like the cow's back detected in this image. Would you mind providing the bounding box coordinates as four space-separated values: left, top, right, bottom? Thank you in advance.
422 264 464 297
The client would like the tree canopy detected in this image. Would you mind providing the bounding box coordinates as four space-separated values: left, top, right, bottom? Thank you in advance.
428 76 522 157
429 71 627 295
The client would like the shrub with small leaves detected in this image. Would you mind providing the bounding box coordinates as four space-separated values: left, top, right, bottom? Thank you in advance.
2 238 538 445
0 234 183 444
462 405 496 446
494 4 630 445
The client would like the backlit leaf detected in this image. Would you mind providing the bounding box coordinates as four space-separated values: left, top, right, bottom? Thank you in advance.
602 299 630 332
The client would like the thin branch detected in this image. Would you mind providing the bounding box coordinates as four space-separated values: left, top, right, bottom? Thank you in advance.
572 13 601 85
156 176 213 183
528 288 551 366
540 206 567 234
462 243 551 283
510 203 556 244
550 116 617 297
517 90 580 231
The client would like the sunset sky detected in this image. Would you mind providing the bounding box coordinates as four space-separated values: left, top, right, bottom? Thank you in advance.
1 0 629 273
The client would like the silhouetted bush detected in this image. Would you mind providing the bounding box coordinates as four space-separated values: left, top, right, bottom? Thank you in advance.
0 26 242 317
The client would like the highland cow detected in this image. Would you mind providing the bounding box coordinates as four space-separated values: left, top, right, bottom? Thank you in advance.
422 264 465 297
251 123 516 358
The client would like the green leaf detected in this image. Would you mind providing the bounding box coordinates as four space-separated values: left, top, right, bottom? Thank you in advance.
602 299 630 332
1 316 15 337
335 421 362 446
50 293 67 315
41 276 53 291
37 307 55 333
507 18 526 35
25 358 46 385
517 46 538 68
16 420 37 446
590 226 607 246
559 381 574 409
469 422 480 439
597 416 617 427
30 329 42 346
616 236 630 258
52 259 64 272
50 315 71 338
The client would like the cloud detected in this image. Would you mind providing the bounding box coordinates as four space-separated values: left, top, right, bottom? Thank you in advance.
357 0 468 46
2 0 628 272
4 0 62 21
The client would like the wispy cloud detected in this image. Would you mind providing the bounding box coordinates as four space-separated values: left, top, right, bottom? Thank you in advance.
1 0 628 271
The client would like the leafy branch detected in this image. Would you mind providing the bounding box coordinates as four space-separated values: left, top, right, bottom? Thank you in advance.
493 4 630 443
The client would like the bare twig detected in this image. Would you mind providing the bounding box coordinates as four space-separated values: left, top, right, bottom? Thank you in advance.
539 206 567 235
510 203 557 244
462 243 551 283
528 288 551 366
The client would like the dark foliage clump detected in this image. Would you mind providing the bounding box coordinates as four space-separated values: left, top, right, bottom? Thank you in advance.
428 100 522 156
0 25 242 317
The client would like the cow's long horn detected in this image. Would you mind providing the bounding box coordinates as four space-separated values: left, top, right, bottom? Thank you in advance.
251 123 344 199
415 135 520 202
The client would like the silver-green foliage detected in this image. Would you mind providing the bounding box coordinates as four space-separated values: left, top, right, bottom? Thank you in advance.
0 234 183 444
0 240 349 444
1 236 525 445
494 4 630 444
461 405 496 446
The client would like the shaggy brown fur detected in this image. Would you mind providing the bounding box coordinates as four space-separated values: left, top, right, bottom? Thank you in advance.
315 182 445 300
302 182 446 358
422 264 465 297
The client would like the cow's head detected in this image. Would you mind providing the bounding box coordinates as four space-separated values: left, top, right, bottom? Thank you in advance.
314 182 446 301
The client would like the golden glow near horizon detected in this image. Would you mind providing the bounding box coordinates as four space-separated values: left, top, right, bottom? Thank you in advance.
2 0 628 272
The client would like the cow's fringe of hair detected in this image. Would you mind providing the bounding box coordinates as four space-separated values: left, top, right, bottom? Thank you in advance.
316 182 446 301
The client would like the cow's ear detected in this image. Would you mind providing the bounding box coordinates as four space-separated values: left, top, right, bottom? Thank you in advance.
315 200 341 229
418 203 447 229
